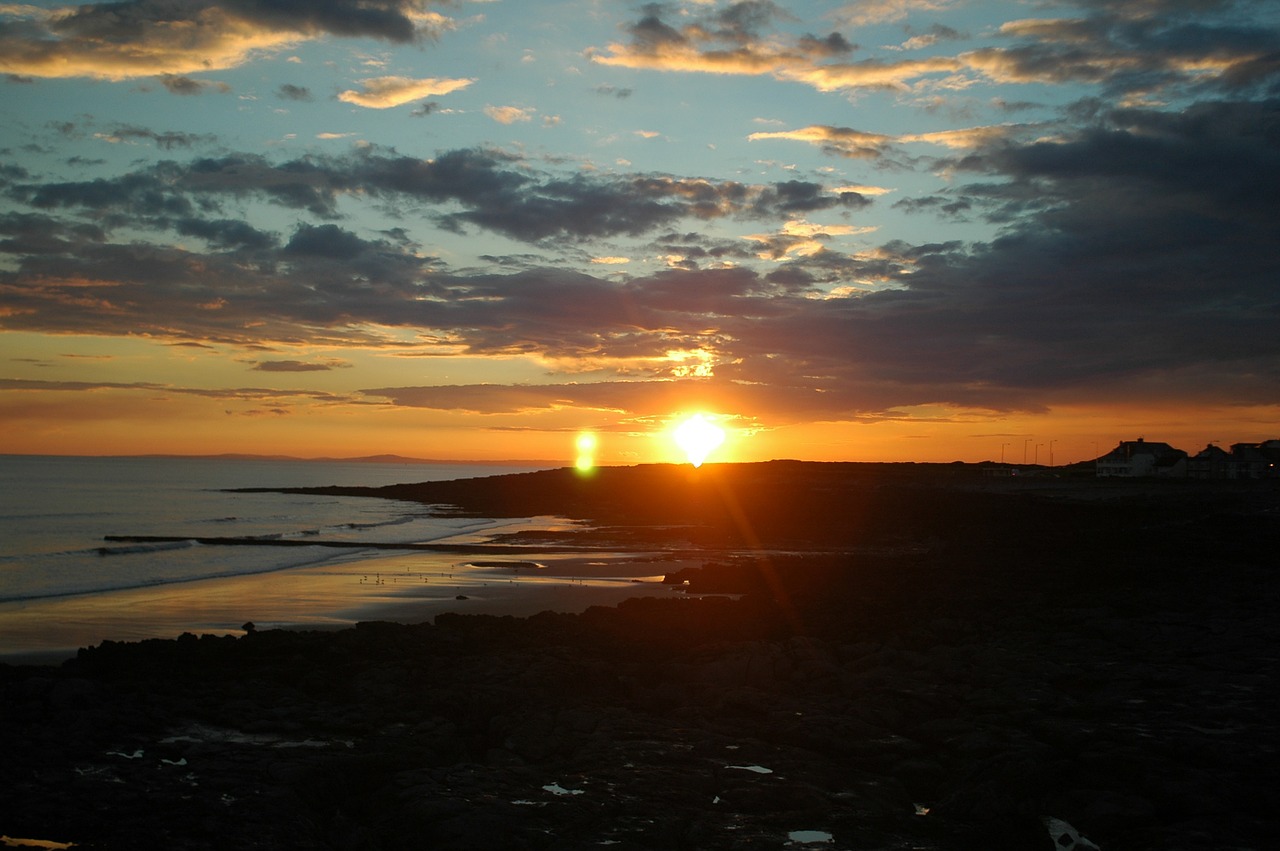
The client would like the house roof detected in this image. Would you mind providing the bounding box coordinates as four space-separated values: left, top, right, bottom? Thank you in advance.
1101 439 1182 460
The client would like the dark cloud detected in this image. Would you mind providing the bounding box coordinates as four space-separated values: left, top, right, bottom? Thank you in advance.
100 125 214 149
0 212 106 254
623 10 687 52
220 0 426 43
284 223 377 259
10 147 874 263
893 194 974 218
965 2 1280 97
992 97 1044 113
0 376 358 405
0 164 30 183
277 83 313 101
252 359 349 372
597 5 961 92
946 99 1280 233
850 97 1280 396
651 231 753 268
709 1 795 43
354 96 1280 413
175 217 277 251
0 378 166 392
593 84 633 98
3 112 1277 416
357 372 1039 425
182 154 344 217
50 0 427 44
923 24 963 42
160 75 229 95
16 167 196 220
0 0 448 81
753 180 871 215
797 32 856 57
1073 0 1255 17
359 381 697 417
445 171 716 242
48 147 869 242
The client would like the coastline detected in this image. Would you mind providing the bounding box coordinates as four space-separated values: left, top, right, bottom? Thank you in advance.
0 545 702 664
3 464 1276 850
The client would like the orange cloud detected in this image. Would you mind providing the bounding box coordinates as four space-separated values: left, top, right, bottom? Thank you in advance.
899 124 1024 149
339 76 473 108
832 0 956 27
744 220 876 261
592 35 959 94
483 105 534 124
0 6 298 80
748 125 892 159
0 2 456 81
774 56 963 92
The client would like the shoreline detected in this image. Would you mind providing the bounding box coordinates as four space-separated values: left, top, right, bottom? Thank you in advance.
0 545 703 665
3 464 1276 850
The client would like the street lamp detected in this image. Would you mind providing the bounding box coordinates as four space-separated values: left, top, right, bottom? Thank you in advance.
1001 442 1009 463
1024 438 1032 464
1049 439 1057 467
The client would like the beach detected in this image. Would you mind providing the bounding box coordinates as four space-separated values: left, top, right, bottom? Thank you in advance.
3 463 1277 850
0 548 705 664
0 455 570 661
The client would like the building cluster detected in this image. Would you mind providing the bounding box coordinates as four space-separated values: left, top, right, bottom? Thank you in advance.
1096 438 1280 479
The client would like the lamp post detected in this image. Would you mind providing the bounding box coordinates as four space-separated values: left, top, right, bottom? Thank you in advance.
1049 439 1057 467
1001 442 1009 464
1024 438 1032 464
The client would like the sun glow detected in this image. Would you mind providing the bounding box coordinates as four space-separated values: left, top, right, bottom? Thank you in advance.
575 432 597 472
672 413 726 467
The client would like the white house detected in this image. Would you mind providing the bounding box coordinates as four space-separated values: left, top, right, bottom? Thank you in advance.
1096 438 1188 478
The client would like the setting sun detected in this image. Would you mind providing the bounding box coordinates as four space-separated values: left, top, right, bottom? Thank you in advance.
672 413 726 468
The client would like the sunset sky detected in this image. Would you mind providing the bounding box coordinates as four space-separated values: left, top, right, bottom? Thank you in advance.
2 0 1278 465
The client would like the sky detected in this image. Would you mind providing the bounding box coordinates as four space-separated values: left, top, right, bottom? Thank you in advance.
1 0 1278 465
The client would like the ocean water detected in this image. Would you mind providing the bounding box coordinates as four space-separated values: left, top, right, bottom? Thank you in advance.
0 455 555 606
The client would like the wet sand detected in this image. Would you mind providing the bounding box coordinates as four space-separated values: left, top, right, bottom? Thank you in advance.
0 549 702 663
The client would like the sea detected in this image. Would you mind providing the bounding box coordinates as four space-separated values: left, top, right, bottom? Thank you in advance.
0 455 559 656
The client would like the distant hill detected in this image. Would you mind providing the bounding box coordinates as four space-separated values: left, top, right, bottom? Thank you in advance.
87 453 568 466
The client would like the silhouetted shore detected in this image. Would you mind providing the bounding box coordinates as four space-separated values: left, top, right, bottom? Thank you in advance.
3 463 1277 850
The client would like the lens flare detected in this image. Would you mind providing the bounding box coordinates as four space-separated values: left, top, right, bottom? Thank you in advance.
575 431 597 473
673 413 725 467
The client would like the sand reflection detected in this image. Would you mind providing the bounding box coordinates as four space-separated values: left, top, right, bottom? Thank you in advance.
0 550 700 663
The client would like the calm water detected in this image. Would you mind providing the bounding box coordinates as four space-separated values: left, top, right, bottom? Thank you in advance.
0 455 555 605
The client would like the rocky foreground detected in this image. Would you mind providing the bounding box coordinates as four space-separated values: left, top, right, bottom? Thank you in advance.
3 463 1278 850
